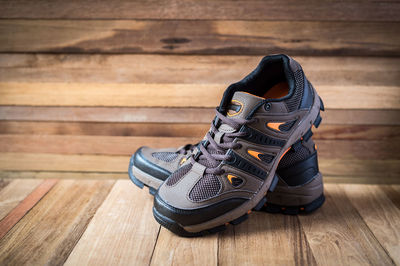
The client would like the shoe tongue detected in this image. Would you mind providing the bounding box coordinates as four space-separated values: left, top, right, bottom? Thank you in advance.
219 91 264 133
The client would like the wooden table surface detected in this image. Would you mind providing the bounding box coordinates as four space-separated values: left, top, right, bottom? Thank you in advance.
0 180 398 265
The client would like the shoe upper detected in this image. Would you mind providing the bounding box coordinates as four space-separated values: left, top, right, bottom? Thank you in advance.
154 54 321 225
133 145 193 181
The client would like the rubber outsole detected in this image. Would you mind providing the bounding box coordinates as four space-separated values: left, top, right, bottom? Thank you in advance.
263 193 325 215
153 193 325 237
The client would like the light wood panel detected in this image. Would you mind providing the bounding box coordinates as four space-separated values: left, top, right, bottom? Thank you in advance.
151 229 218 266
1 21 399 55
299 184 394 265
0 153 398 181
0 179 115 265
1 106 399 125
219 213 316 265
0 179 57 239
1 0 398 21
0 179 43 220
1 82 399 109
343 184 400 264
1 55 399 85
65 180 160 265
0 135 397 160
0 171 127 180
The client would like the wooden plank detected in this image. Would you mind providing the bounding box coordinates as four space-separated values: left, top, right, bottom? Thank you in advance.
150 229 217 265
1 0 398 22
0 171 127 180
1 82 399 109
0 135 397 160
343 184 400 264
380 185 400 210
0 179 43 221
299 184 394 265
1 106 399 125
0 179 57 239
1 55 399 87
0 21 399 55
1 122 398 141
219 213 316 265
0 153 398 180
0 179 114 265
65 180 160 265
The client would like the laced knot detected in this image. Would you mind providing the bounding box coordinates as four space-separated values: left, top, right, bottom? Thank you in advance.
190 109 256 175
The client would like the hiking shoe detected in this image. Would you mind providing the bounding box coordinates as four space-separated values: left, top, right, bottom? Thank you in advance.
129 136 324 214
152 54 324 236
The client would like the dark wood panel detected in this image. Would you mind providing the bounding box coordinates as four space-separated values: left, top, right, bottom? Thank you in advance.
1 106 399 125
0 121 399 141
0 20 399 55
0 135 397 160
0 0 398 21
1 55 398 86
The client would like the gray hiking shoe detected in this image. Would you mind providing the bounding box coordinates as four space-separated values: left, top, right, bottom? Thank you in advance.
129 137 324 215
142 54 324 236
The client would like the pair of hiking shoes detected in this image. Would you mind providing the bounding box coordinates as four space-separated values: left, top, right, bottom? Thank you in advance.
128 54 325 237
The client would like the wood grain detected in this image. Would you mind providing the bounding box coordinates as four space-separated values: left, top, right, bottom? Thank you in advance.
0 179 114 265
343 184 400 264
0 179 57 239
0 153 398 181
0 135 397 160
65 180 160 265
151 229 218 266
1 0 398 21
219 213 316 265
0 179 43 221
1 55 398 87
1 82 399 109
1 106 399 125
299 184 394 265
1 122 398 141
1 20 399 55
0 171 127 180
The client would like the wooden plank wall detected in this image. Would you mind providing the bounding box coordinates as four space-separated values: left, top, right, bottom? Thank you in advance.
0 1 399 183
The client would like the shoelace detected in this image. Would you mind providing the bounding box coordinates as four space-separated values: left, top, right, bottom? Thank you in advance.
190 109 255 175
177 144 197 155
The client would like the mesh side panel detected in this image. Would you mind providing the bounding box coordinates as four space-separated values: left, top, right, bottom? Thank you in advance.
152 152 178 162
279 120 296 132
188 174 222 202
278 145 310 169
285 69 304 112
166 164 193 186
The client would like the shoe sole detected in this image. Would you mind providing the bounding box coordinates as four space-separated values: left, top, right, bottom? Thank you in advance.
153 193 325 237
157 88 323 235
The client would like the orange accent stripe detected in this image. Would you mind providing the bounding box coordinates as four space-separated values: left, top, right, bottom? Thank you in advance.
267 122 285 131
247 150 263 161
278 147 291 162
0 179 58 239
227 174 236 184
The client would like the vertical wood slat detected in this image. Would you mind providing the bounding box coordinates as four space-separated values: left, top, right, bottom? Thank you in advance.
299 184 394 265
65 180 160 265
0 180 114 265
0 179 57 239
343 184 400 265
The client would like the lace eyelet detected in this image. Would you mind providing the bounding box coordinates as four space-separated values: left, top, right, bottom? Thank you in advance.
265 103 271 111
